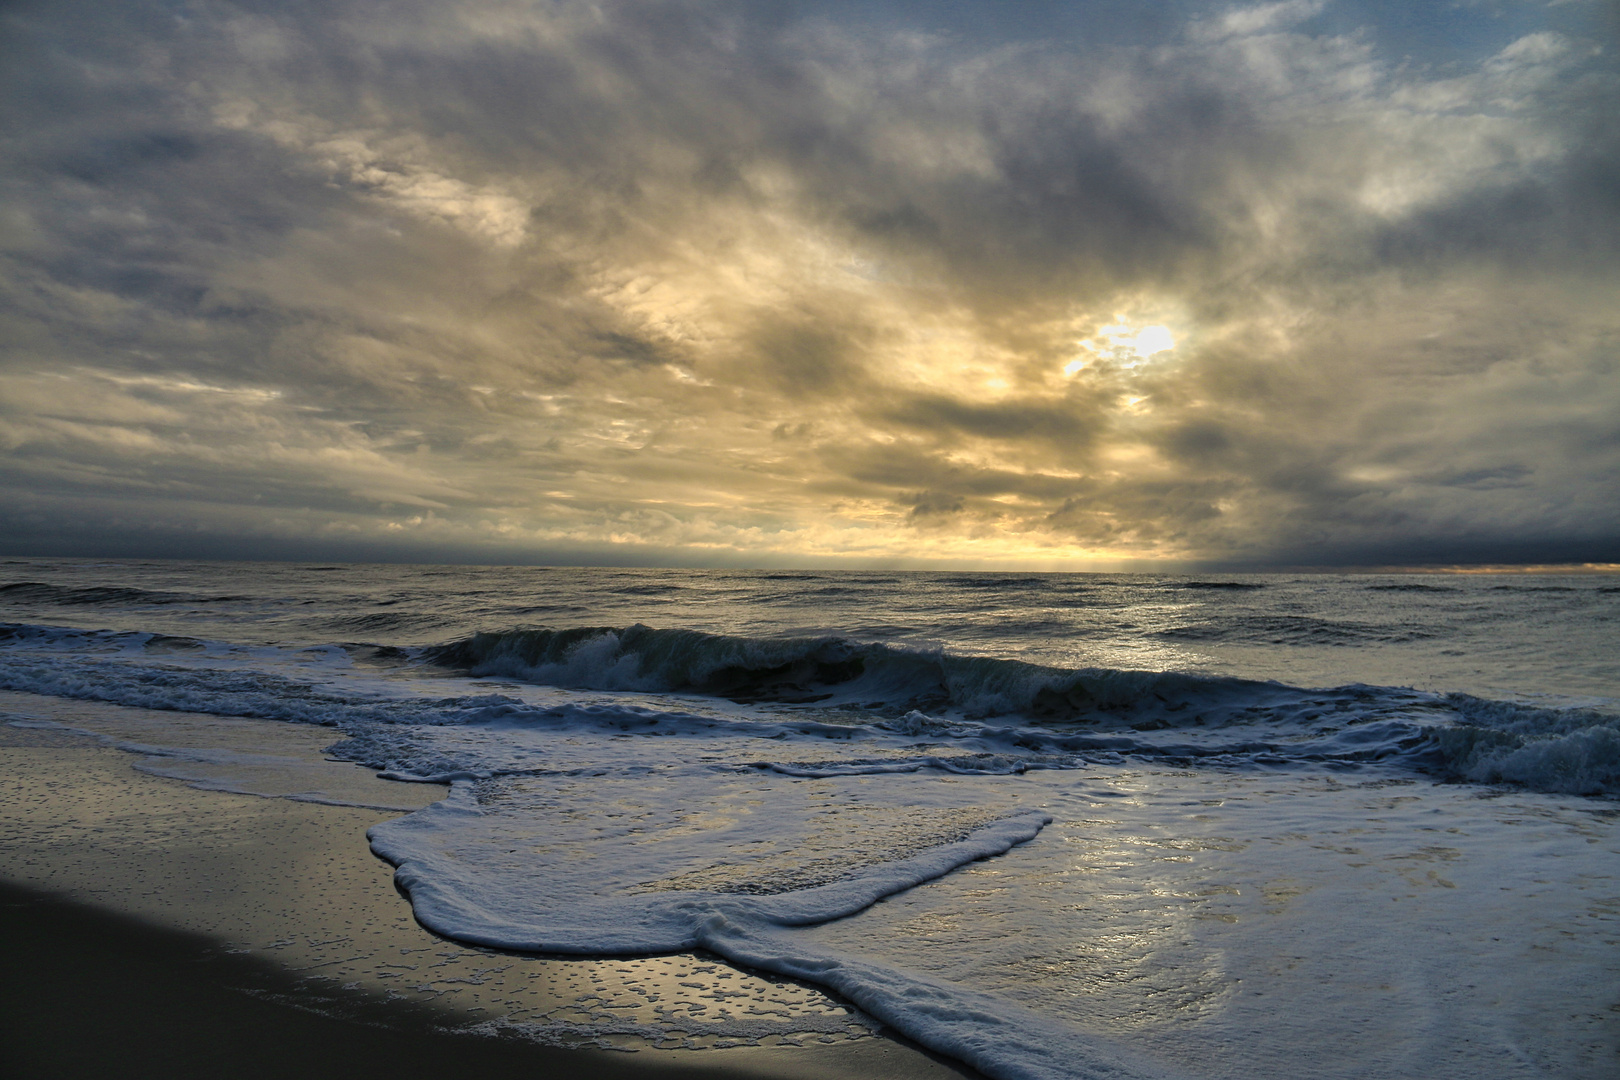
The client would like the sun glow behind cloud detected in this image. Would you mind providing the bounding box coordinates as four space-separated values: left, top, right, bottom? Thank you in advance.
1065 321 1178 376
0 0 1616 568
1130 326 1176 358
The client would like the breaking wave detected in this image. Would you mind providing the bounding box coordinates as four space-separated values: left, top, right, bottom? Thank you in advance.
1432 695 1620 796
421 623 1315 720
420 625 1619 796
3 620 1615 797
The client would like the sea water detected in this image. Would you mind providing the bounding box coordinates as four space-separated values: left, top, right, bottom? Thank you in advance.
1 559 1615 1079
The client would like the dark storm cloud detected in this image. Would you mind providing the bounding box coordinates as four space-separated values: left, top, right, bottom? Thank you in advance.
1 0 1616 566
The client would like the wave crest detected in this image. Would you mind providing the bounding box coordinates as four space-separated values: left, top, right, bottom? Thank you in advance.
1430 694 1620 795
421 624 1297 723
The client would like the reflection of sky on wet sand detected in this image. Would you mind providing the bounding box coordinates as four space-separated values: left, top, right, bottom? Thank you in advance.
0 694 881 1054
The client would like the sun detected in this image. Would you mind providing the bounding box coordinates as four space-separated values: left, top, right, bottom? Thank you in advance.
1065 323 1179 375
1131 325 1175 357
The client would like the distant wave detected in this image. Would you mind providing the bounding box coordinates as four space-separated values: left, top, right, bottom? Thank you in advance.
935 576 1052 589
1175 581 1266 590
318 611 460 636
1489 585 1579 593
1365 583 1458 593
0 581 250 606
1153 614 1434 647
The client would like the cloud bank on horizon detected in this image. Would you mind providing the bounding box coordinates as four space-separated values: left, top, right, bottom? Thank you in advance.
2 0 1617 568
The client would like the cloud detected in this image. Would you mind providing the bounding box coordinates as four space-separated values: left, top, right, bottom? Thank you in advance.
0 0 1615 567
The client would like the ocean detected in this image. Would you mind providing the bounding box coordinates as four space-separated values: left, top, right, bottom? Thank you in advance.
1 558 1616 1079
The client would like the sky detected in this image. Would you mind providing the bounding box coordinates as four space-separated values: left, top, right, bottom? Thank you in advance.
2 0 1617 569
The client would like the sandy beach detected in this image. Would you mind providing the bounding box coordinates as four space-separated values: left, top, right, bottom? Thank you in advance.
0 691 979 1080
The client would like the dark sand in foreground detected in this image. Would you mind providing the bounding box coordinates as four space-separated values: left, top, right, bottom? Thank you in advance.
0 694 979 1079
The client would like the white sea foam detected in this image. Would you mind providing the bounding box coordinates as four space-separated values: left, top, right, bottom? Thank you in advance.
370 784 1180 1079
697 928 1180 1080
371 788 1053 948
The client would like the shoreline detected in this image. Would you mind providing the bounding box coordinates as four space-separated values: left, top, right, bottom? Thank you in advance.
0 697 980 1079
0 879 783 1080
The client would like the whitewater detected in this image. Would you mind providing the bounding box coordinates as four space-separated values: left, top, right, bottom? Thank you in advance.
1 559 1616 1079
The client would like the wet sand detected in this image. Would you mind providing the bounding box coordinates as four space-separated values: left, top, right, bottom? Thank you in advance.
0 694 979 1079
